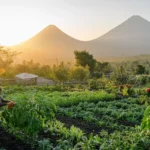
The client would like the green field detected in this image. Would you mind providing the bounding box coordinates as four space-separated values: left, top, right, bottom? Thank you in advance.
0 86 150 150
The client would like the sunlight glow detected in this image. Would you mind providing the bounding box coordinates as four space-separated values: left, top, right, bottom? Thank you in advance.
0 6 57 46
0 68 5 75
0 0 150 46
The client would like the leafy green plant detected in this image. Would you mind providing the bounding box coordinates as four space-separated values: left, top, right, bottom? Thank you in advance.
1 92 56 138
122 86 135 97
139 95 150 105
0 86 149 149
141 106 150 134
38 139 53 150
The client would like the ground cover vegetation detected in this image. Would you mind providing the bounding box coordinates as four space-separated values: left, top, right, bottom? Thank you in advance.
0 85 149 150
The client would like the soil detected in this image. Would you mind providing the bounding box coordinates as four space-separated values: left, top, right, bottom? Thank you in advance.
118 120 137 127
56 115 113 135
0 127 34 150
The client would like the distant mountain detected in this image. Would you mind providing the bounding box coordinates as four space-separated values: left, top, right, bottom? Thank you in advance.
12 15 150 64
13 25 87 64
88 15 150 58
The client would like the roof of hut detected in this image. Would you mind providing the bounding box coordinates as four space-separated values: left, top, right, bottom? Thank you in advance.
15 73 38 79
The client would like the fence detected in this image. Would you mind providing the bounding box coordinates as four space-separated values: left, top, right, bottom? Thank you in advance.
0 78 54 86
0 79 16 86
0 78 87 86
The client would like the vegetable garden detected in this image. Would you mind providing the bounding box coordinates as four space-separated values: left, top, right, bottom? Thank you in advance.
0 85 150 150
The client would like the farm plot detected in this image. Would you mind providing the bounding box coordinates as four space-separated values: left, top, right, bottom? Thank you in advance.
0 86 149 150
57 98 146 132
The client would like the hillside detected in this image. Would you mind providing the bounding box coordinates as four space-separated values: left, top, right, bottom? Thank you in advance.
88 15 150 58
12 15 150 65
13 25 87 64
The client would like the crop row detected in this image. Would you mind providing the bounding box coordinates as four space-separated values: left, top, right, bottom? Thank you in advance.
57 98 146 131
0 88 149 149
6 90 115 107
38 120 150 150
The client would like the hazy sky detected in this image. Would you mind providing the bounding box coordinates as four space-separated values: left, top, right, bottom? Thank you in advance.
0 0 150 45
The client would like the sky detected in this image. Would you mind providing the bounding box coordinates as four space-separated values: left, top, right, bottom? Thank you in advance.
0 0 150 45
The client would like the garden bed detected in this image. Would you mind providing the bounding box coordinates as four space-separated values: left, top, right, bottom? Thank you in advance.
56 115 113 135
0 127 33 150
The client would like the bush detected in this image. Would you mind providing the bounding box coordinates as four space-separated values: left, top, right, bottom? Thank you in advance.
136 75 149 86
139 95 150 105
122 85 135 97
88 79 100 90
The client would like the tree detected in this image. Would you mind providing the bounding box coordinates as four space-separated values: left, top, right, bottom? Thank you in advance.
95 62 112 74
135 65 145 75
0 46 20 77
70 66 90 81
53 62 69 83
0 46 19 68
38 65 53 78
112 66 129 84
74 50 96 73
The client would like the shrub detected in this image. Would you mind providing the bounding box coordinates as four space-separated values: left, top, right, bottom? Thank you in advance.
88 79 100 90
139 95 150 105
122 86 135 97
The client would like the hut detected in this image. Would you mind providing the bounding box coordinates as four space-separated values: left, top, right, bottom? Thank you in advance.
37 77 54 86
15 73 38 85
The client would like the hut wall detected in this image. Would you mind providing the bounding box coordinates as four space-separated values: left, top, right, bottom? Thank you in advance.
15 78 37 85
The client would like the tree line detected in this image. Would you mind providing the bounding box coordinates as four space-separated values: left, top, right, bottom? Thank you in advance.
0 46 149 85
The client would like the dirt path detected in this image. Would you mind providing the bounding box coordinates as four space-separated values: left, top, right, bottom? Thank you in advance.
0 127 33 150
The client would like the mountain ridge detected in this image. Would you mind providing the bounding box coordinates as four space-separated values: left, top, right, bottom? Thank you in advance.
12 15 150 64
